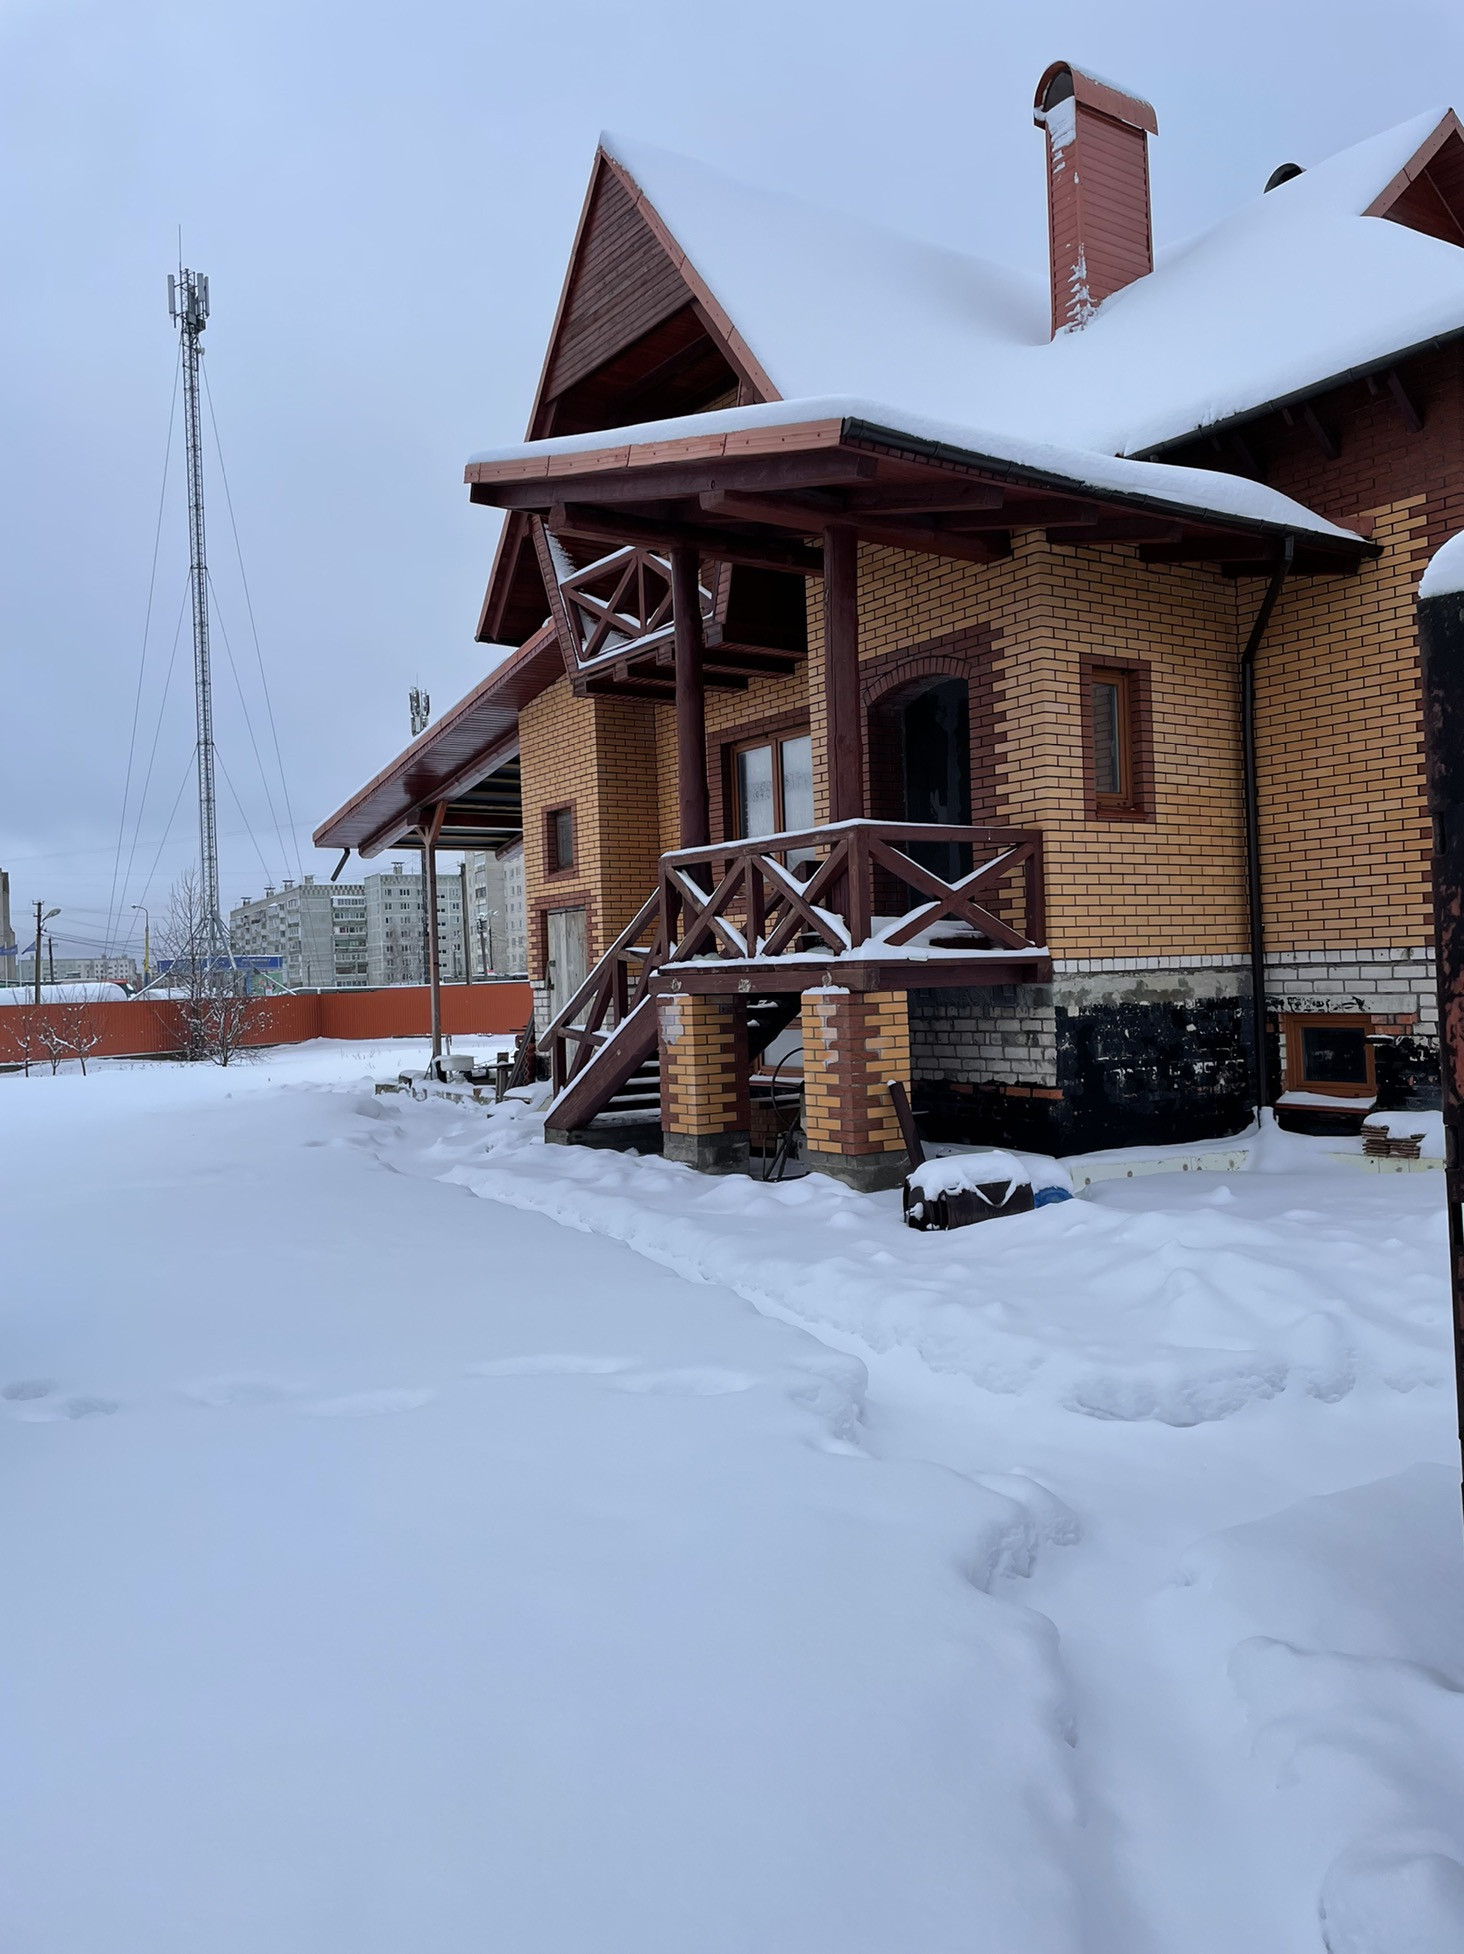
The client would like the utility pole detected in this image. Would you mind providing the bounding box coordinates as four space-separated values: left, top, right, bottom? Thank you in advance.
168 263 228 971
32 903 58 1006
478 914 490 977
47 936 55 986
459 861 473 983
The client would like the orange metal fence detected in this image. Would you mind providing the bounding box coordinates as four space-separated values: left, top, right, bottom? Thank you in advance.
0 983 532 1066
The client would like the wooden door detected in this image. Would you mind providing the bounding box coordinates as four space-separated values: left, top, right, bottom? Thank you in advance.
546 906 588 1021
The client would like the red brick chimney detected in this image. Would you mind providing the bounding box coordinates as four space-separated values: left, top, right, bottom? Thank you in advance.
1034 63 1158 336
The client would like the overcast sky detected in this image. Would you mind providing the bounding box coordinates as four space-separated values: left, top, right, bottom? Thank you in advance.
3 0 1462 959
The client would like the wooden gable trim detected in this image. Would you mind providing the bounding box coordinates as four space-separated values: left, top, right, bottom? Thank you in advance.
599 152 781 407
478 146 780 647
1364 110 1464 237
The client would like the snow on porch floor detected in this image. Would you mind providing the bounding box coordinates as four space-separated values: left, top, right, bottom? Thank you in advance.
2 1039 1462 1953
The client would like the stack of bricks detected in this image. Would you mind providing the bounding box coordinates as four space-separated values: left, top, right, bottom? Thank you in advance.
657 993 750 1171
802 988 912 1190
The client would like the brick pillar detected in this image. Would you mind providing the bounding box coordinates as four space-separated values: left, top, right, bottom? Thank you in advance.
802 988 913 1191
658 993 750 1174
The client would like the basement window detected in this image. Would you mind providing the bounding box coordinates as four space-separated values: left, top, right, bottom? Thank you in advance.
546 805 575 874
1284 1013 1376 1096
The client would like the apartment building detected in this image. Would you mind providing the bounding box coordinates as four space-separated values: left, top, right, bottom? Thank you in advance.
362 863 466 986
464 839 528 975
229 876 368 989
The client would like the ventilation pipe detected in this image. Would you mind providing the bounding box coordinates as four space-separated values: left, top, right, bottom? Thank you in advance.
1034 63 1158 336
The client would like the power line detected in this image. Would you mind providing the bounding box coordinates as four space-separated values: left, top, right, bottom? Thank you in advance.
112 571 192 938
201 360 303 882
105 342 182 956
133 751 199 923
215 745 277 889
207 570 293 888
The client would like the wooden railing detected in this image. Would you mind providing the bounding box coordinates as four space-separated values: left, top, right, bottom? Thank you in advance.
545 822 1044 1095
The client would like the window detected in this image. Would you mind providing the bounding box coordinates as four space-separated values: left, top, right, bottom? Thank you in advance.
732 734 813 839
1284 1013 1376 1097
1082 659 1150 818
1090 668 1134 810
546 805 575 873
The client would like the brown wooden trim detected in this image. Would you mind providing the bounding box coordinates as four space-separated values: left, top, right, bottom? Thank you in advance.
1282 1011 1377 1097
1079 653 1155 822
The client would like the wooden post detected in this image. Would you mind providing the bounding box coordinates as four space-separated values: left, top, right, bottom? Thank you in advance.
1418 562 1464 1516
823 525 863 823
421 803 446 1064
671 546 710 853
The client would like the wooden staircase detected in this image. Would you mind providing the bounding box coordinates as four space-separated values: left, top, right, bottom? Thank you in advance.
546 991 802 1146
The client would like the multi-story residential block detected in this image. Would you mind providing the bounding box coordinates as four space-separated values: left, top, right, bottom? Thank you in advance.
229 875 369 989
362 863 466 986
12 954 138 987
464 840 528 974
319 67 1464 1185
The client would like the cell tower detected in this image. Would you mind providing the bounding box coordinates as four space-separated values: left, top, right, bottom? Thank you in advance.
167 264 228 961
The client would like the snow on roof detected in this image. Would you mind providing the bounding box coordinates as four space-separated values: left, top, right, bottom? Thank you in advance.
469 395 1367 547
1420 529 1464 600
598 109 1464 460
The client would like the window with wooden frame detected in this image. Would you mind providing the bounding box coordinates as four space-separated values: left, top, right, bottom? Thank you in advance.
545 804 575 874
1079 656 1152 820
731 733 813 839
1283 1013 1376 1097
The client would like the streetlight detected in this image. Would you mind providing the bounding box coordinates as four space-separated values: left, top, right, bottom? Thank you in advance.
132 904 151 989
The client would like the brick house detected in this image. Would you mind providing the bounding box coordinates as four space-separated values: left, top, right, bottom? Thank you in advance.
317 64 1464 1187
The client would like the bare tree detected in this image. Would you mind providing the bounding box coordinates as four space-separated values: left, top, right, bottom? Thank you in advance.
158 869 273 1065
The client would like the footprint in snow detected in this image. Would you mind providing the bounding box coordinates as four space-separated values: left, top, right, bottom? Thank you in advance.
469 1355 635 1378
611 1367 757 1397
8 1393 119 1422
301 1387 435 1418
2 1380 56 1402
183 1376 299 1409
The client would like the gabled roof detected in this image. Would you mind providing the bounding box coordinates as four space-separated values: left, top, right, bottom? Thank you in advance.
599 107 1464 458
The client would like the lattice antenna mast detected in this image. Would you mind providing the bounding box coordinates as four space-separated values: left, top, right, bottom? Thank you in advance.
168 264 227 959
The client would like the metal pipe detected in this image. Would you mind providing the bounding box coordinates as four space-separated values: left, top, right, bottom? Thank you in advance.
1240 536 1295 1114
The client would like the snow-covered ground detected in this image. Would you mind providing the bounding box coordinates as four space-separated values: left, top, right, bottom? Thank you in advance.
2 1040 1461 1953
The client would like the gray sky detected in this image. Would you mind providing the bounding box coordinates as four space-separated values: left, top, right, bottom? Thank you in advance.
3 0 1462 960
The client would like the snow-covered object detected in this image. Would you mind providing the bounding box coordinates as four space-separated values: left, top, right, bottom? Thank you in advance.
0 982 127 1006
907 1148 1073 1201
470 394 1366 549
1420 528 1464 600
585 112 1464 459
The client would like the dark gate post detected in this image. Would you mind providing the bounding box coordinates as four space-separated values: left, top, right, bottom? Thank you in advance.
1417 535 1464 1509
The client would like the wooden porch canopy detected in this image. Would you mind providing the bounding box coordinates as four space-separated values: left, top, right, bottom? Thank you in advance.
466 406 1377 697
312 631 560 858
464 400 1375 849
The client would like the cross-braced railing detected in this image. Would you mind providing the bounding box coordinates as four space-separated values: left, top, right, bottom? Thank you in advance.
544 822 1045 1096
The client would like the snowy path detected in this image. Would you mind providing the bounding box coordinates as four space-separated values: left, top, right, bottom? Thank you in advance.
3 1044 1463 1953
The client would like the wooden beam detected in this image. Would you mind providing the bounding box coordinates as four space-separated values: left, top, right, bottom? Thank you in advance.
838 483 1006 515
1387 367 1425 433
548 504 822 575
472 450 879 509
1139 537 1275 565
700 491 1008 564
1049 519 1185 545
823 525 863 824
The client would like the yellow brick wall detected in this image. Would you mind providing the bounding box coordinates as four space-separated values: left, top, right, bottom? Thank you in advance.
519 678 662 977
803 989 910 1157
1253 497 1431 952
807 537 1251 959
657 994 747 1135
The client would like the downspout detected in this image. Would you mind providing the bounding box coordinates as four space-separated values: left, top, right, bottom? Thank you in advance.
1240 536 1295 1118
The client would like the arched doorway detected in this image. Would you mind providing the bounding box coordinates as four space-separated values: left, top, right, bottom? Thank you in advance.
868 674 972 888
